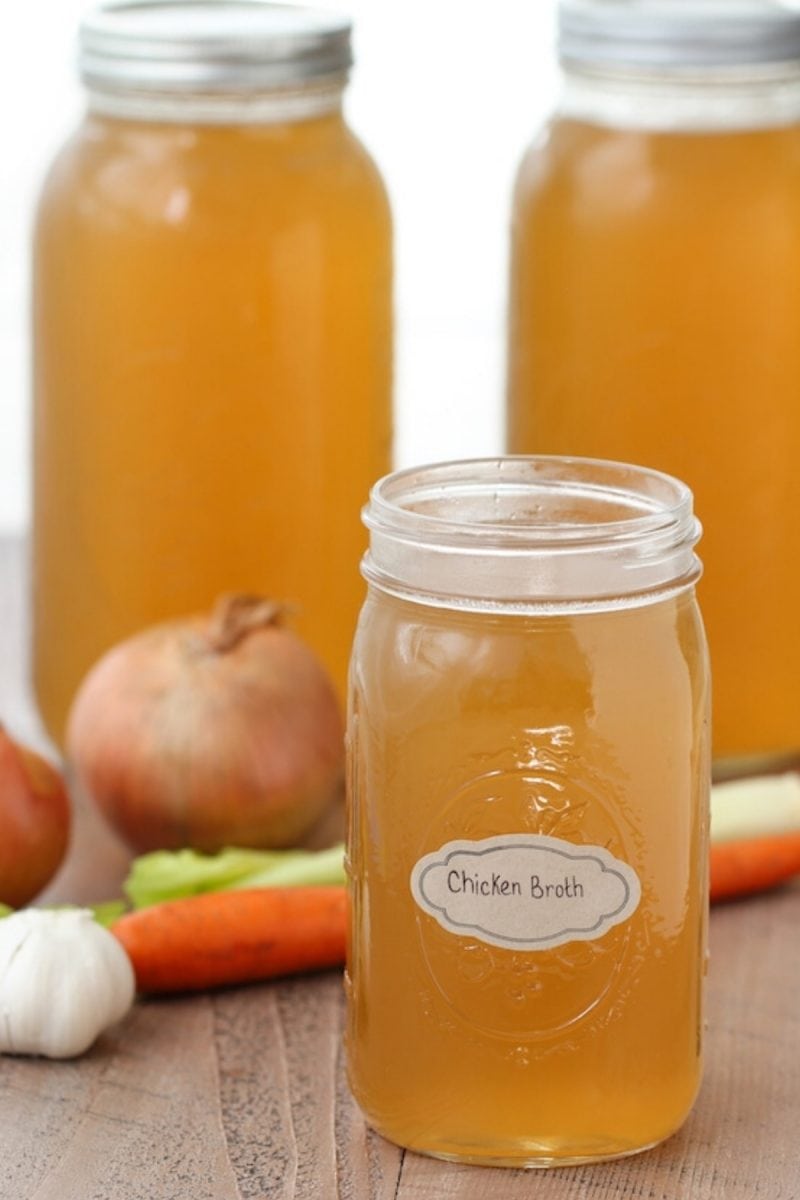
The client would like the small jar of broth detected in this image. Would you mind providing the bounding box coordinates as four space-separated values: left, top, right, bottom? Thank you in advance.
346 456 709 1167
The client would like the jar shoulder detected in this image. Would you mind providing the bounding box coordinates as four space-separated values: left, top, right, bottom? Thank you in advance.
512 115 800 216
35 110 390 235
353 592 707 705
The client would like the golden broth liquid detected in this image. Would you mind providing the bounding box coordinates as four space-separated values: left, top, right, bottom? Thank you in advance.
347 588 708 1165
508 119 800 768
33 109 391 743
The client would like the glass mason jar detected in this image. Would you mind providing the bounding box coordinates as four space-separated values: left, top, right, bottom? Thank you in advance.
33 0 392 743
507 0 800 776
347 457 709 1168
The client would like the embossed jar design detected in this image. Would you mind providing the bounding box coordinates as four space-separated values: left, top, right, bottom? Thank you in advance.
346 457 710 1168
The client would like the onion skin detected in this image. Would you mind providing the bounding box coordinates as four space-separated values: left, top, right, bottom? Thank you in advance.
0 729 71 907
65 598 345 853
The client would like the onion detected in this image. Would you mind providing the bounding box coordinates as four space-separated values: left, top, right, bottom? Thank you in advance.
66 596 344 853
0 728 71 907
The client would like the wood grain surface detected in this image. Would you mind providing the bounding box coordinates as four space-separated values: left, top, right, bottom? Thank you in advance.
0 539 798 1199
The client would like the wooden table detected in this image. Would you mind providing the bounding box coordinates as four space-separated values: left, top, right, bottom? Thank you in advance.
0 539 798 1199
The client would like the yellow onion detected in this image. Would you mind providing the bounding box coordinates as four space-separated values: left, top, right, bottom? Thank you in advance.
66 596 344 853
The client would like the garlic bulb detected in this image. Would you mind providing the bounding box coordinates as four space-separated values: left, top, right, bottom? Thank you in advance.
0 909 135 1058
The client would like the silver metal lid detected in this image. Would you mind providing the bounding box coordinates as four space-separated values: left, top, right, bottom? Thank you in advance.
559 1 800 71
79 1 352 93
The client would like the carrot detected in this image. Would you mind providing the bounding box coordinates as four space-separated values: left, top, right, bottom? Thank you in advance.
111 886 347 993
710 833 800 903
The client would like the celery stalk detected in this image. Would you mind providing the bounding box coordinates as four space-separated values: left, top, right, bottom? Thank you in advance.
228 843 345 890
89 900 127 928
124 844 346 909
711 773 800 844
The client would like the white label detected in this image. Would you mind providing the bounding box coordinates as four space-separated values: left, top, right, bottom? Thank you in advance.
410 834 641 951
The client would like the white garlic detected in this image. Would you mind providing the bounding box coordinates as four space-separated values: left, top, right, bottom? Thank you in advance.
0 908 135 1058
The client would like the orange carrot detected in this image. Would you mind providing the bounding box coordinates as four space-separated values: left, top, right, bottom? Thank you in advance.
111 886 347 993
710 833 800 903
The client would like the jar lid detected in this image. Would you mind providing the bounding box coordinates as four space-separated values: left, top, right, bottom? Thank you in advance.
79 1 352 93
559 0 800 71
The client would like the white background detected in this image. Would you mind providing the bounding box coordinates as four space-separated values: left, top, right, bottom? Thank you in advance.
0 0 558 533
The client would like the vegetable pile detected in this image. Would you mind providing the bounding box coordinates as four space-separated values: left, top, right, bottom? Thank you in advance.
0 843 347 1054
112 843 348 992
0 598 352 1054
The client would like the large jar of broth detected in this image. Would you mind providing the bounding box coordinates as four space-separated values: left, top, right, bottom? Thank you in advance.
33 0 392 743
507 0 800 774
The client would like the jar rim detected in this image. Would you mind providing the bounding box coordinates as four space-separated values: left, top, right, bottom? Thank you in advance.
362 457 702 612
366 456 695 547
